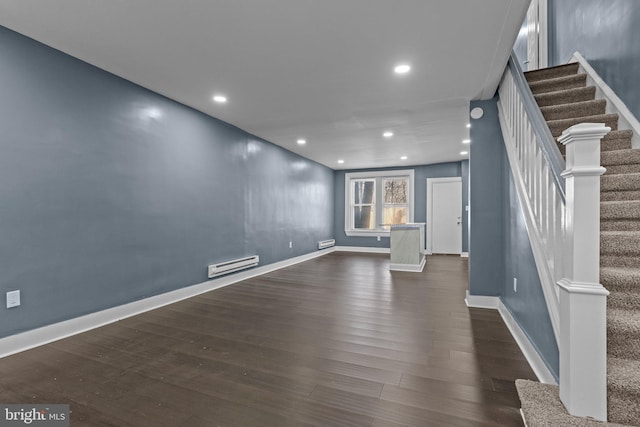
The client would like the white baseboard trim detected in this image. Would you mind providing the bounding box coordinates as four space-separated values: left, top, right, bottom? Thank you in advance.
390 256 426 272
334 246 390 254
497 299 557 385
465 292 557 385
520 409 528 427
460 252 469 258
0 248 335 359
465 291 500 309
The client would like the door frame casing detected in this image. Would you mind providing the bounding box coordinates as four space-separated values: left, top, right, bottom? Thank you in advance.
426 177 462 255
526 0 549 70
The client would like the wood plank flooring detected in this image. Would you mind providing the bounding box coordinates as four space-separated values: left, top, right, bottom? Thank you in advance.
0 253 536 426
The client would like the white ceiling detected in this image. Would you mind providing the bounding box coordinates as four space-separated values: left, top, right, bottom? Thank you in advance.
0 0 529 170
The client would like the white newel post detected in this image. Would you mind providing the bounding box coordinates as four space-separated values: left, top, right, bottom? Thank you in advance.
557 123 610 421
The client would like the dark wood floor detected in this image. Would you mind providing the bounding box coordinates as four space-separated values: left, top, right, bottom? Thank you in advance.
0 253 536 426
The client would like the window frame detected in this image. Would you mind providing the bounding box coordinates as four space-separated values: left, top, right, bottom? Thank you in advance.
344 169 415 237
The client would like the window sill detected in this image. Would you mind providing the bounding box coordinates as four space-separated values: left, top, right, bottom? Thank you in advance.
344 230 391 237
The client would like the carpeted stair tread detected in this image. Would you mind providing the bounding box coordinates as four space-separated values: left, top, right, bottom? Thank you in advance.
608 290 640 311
602 149 640 167
534 86 596 108
548 114 619 138
601 231 640 256
525 62 580 82
602 267 640 310
601 173 640 192
516 379 630 426
602 255 640 269
602 130 634 152
602 267 640 290
601 190 640 202
608 357 640 425
541 99 606 121
601 220 640 232
604 164 640 176
607 308 640 360
601 200 640 220
608 357 640 395
529 73 587 95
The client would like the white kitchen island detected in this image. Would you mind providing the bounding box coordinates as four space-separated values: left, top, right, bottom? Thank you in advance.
389 223 426 272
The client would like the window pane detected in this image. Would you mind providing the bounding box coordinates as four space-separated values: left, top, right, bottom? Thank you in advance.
384 206 407 226
353 206 374 229
354 180 375 204
384 179 407 204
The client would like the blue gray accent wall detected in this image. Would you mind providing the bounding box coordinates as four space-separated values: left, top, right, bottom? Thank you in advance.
334 163 463 248
548 0 640 119
501 150 559 379
469 98 505 296
469 96 559 379
0 26 334 338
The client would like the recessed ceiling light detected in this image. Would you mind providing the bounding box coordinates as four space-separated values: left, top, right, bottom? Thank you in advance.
466 123 471 128
337 159 345 164
400 156 408 160
212 95 227 103
462 139 471 144
383 131 394 138
460 151 469 155
297 139 306 145
394 64 411 74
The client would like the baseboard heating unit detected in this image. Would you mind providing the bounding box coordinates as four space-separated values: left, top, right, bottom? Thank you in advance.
208 255 259 278
318 239 336 250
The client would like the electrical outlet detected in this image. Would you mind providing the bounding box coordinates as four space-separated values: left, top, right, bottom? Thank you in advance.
6 290 20 308
289 241 292 249
513 277 518 293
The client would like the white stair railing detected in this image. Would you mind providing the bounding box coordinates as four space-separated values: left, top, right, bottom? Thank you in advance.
497 53 610 421
497 54 565 344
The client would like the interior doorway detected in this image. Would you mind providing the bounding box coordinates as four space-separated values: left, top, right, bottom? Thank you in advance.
427 177 462 254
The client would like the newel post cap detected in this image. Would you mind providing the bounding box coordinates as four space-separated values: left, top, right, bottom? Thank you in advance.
557 123 611 146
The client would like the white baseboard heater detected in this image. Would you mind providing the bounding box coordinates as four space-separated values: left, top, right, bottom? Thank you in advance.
208 255 259 278
318 239 335 250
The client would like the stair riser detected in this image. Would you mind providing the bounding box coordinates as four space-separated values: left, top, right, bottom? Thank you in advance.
608 389 640 425
608 292 640 310
601 220 640 231
541 100 606 121
608 329 640 360
601 190 640 201
602 255 640 268
534 87 596 108
529 75 587 95
602 138 633 152
549 115 619 138
601 233 640 256
601 149 640 167
525 63 580 82
604 164 640 175
601 201 640 220
601 175 640 192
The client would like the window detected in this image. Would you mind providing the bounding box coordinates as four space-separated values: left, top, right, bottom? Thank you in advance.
345 170 414 236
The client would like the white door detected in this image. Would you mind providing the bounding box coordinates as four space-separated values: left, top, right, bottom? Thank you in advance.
524 0 548 70
427 178 462 254
526 0 540 70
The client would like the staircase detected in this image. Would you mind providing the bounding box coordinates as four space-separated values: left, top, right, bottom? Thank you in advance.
524 63 640 425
